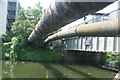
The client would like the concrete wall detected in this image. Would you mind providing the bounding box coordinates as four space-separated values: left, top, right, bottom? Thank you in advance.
0 0 8 34
0 0 20 34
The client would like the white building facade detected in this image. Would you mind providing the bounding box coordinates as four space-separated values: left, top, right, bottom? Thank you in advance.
0 0 20 34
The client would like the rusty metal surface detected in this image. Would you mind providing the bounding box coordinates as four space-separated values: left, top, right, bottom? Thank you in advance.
28 1 115 42
45 19 119 43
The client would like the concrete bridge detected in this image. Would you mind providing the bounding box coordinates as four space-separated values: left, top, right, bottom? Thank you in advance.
28 0 119 53
60 8 120 53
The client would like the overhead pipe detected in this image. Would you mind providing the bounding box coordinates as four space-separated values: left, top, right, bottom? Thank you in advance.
45 18 119 43
28 1 115 42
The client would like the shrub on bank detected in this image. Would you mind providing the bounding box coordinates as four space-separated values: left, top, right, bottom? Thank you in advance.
2 33 62 61
18 49 61 61
2 42 12 59
106 52 119 63
2 36 62 61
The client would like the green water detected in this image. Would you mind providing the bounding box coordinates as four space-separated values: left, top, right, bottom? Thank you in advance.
2 60 116 78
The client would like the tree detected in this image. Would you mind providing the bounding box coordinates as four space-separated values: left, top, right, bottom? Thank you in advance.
16 8 27 20
11 20 34 38
16 3 43 22
2 3 44 60
25 7 43 22
2 2 62 61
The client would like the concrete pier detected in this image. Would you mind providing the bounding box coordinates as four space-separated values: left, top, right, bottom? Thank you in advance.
113 71 120 80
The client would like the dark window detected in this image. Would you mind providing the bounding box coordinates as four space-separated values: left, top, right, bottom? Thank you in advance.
8 10 16 15
8 19 15 23
8 2 16 7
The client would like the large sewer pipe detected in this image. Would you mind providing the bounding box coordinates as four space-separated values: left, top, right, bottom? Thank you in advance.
45 18 120 43
28 1 116 42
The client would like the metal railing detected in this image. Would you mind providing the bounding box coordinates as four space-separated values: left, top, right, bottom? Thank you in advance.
68 8 120 29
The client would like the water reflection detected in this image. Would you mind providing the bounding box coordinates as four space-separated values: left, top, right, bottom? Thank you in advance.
2 60 17 78
2 60 117 78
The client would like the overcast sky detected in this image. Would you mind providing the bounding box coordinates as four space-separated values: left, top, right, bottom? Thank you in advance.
19 0 54 9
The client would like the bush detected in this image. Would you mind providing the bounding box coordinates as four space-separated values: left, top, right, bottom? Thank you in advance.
18 49 61 61
2 42 12 59
106 52 119 63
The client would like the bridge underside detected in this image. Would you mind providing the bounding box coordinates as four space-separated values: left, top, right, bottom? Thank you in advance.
28 1 117 42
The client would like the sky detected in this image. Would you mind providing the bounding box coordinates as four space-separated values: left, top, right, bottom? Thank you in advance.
19 0 54 9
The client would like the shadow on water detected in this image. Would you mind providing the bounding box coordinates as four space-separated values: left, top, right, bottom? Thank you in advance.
61 64 94 79
2 61 116 80
42 62 68 78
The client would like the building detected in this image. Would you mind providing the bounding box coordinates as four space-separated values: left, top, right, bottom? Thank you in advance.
0 0 20 34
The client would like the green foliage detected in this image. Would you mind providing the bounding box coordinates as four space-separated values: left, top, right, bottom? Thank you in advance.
17 49 61 61
2 31 14 42
53 40 61 45
2 42 12 59
2 3 62 61
16 8 27 20
25 7 43 21
16 5 43 22
11 20 34 38
105 52 119 63
11 36 32 60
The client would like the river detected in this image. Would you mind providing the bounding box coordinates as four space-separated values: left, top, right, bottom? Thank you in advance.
2 60 117 79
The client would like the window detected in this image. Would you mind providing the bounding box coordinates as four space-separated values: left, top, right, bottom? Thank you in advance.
8 2 16 7
8 10 16 15
8 19 15 23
